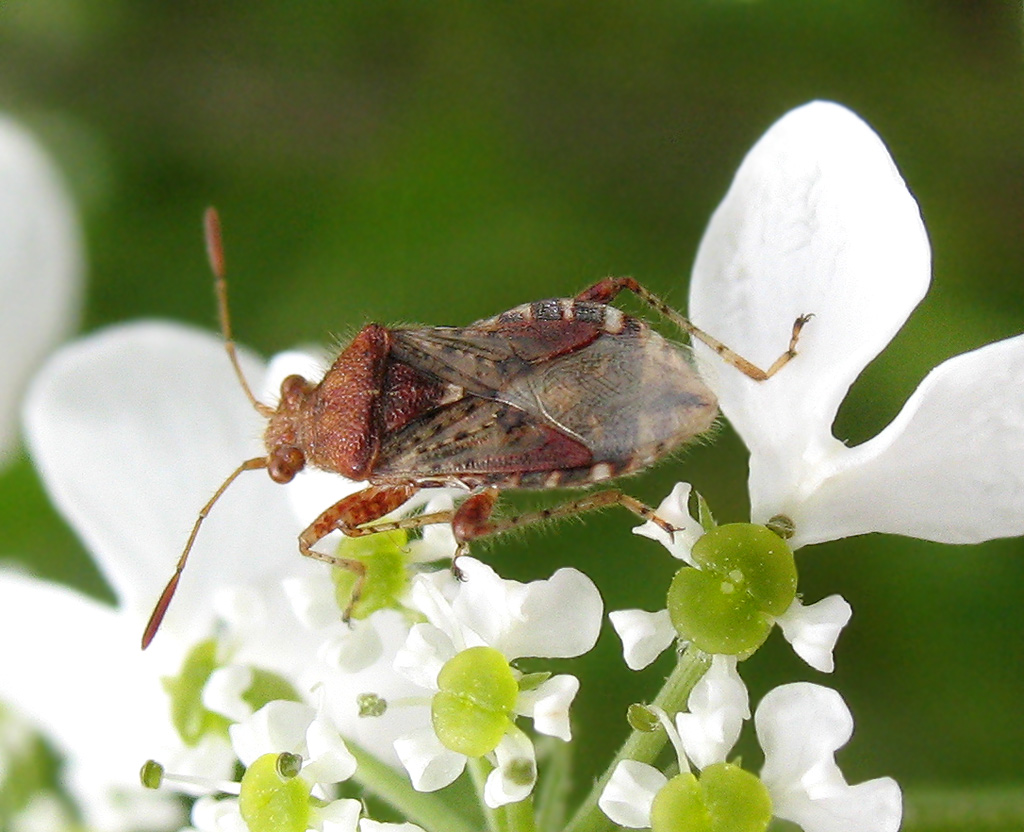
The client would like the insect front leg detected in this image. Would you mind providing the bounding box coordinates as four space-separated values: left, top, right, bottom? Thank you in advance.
576 276 812 381
299 483 422 616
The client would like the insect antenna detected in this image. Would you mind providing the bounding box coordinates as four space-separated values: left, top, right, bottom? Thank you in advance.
142 457 267 649
204 207 274 419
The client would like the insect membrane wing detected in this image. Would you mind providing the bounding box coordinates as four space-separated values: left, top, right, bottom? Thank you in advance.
500 329 718 472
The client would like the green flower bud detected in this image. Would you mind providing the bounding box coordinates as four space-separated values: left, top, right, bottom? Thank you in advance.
667 524 797 655
626 703 661 733
432 646 518 757
139 760 163 790
239 753 312 832
651 764 771 832
332 529 410 619
357 692 388 717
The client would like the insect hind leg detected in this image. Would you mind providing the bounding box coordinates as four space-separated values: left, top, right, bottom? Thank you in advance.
576 276 812 381
450 486 680 551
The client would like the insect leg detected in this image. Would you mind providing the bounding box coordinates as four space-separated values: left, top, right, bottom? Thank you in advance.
298 484 421 617
576 276 812 381
450 487 679 547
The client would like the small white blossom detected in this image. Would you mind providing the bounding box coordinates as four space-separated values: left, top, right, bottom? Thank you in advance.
392 557 603 807
600 681 896 832
617 482 848 671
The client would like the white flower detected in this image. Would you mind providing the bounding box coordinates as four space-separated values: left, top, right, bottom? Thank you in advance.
689 99 1024 550
599 681 899 832
613 483 850 671
391 557 603 807
0 114 83 468
757 683 902 832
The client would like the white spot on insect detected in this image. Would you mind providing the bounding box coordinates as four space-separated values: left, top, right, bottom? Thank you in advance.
590 462 614 481
559 298 575 320
603 306 625 334
544 471 563 488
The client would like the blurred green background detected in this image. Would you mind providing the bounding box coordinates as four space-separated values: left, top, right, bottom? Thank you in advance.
2 0 1023 820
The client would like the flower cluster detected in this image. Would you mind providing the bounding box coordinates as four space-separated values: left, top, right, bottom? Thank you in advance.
3 100 1024 832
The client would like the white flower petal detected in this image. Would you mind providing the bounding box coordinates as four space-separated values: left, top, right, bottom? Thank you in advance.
191 795 247 832
598 759 666 828
283 573 343 630
393 726 466 792
484 729 537 808
0 115 83 467
779 333 1024 547
317 798 362 832
609 608 677 671
632 482 703 563
688 101 930 527
202 665 254 722
515 674 578 740
409 570 472 650
303 714 358 784
454 559 603 660
675 654 748 770
777 595 852 673
21 322 307 637
229 700 315 766
393 623 456 691
359 821 427 832
757 683 902 832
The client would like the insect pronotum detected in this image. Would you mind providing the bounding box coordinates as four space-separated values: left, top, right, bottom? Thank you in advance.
141 208 810 648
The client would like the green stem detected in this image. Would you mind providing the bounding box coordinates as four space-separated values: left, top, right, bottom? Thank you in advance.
468 757 503 832
563 647 712 832
347 741 479 832
496 794 539 832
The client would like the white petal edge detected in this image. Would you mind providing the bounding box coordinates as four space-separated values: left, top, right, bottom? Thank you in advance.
453 559 603 660
0 114 83 467
609 608 676 671
776 595 852 673
598 759 666 828
515 674 578 740
317 797 362 832
303 713 358 784
393 726 466 792
675 654 749 770
767 333 1024 547
757 683 902 832
229 700 315 766
484 729 537 808
632 482 703 563
689 101 930 517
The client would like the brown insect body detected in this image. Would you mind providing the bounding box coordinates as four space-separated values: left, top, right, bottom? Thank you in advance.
141 210 809 649
268 297 717 495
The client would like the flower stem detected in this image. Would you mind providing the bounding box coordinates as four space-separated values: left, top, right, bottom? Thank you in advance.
563 647 712 832
468 757 503 832
347 741 480 832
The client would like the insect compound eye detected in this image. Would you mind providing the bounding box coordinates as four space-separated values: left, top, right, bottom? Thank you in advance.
267 446 305 484
279 374 310 408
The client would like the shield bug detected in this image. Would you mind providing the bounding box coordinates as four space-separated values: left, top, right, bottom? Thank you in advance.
141 208 810 648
